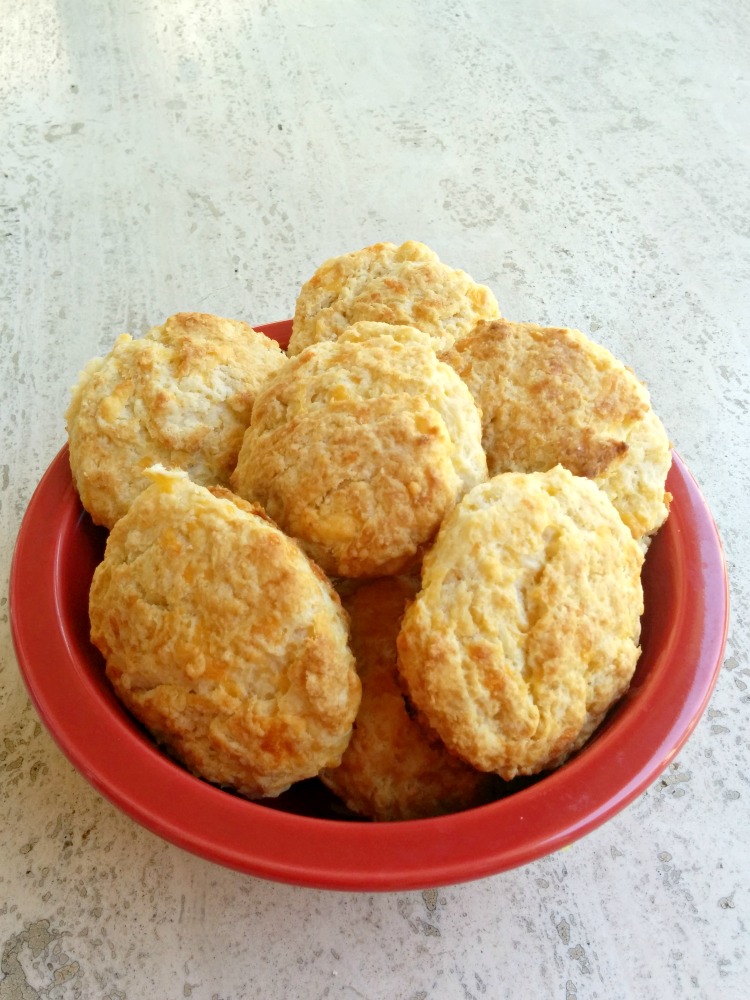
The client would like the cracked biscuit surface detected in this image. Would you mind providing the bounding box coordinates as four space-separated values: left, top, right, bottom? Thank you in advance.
67 312 287 529
232 324 488 578
289 240 500 356
396 467 644 780
442 319 671 541
89 467 360 799
321 577 497 821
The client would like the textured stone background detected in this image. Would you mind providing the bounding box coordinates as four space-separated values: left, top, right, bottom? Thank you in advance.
1 1 748 998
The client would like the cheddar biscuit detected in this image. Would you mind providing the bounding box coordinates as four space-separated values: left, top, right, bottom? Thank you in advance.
67 312 287 529
289 241 500 355
396 467 644 779
89 467 360 799
442 319 671 540
321 577 496 821
232 325 488 578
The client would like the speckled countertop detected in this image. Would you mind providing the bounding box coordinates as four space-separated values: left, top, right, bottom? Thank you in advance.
1 2 748 998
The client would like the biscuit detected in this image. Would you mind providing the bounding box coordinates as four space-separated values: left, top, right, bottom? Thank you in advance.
442 319 671 541
396 467 644 779
89 467 361 799
289 241 500 356
67 312 287 529
232 325 488 578
321 577 497 821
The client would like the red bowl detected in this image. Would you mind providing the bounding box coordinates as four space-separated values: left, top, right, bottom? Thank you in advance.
9 321 729 891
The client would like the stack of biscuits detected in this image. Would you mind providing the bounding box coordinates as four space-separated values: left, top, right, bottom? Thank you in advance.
69 240 672 821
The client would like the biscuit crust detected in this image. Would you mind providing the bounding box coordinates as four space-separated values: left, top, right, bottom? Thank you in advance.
232 325 488 578
321 577 496 821
442 319 671 540
396 467 644 779
289 241 500 355
67 312 287 529
89 468 360 799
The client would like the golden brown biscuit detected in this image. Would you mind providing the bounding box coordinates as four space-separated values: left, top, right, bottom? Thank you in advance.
232 325 488 578
396 467 644 780
89 467 360 799
442 319 671 541
67 312 287 529
321 577 497 821
289 241 500 356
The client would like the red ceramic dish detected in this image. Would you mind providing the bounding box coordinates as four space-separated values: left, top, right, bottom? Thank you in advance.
10 321 729 891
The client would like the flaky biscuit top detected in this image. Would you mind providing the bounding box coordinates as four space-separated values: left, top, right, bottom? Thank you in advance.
289 240 500 355
396 467 644 780
442 318 672 541
232 326 488 577
89 467 360 799
66 312 287 529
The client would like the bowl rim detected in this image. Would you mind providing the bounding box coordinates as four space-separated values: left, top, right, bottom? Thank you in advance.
9 324 729 891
